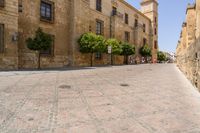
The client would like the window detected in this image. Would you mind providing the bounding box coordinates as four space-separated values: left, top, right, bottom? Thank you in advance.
0 0 5 7
125 13 129 24
125 31 130 42
143 38 147 46
18 4 23 12
154 41 157 49
40 35 54 56
195 53 198 59
143 24 146 32
95 52 102 59
0 24 4 53
155 28 157 35
96 0 102 12
89 25 92 32
96 20 104 35
40 0 54 22
18 0 23 12
112 6 117 16
134 19 138 27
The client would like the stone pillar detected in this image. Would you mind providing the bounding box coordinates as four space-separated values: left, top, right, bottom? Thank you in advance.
69 0 90 66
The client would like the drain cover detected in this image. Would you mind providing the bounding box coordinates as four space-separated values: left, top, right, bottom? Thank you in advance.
59 85 71 89
28 118 34 121
120 83 129 87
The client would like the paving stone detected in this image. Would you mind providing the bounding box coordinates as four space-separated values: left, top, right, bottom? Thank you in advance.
0 64 200 133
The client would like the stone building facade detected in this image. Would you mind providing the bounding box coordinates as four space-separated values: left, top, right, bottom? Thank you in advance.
0 0 18 69
0 0 158 70
176 0 200 90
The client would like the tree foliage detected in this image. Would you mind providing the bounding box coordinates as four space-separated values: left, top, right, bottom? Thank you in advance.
105 39 122 55
157 51 167 62
78 33 106 66
140 44 152 57
120 42 135 65
93 35 106 53
121 42 135 56
26 28 52 51
26 28 53 69
78 33 106 53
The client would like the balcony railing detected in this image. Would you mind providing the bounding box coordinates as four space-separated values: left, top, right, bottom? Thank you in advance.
111 11 123 19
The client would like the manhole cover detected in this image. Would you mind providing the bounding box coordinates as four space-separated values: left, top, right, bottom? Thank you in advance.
120 83 129 87
59 85 71 89
28 118 34 121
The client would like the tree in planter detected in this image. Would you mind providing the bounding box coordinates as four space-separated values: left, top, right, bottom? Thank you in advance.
78 33 106 66
26 28 53 69
157 51 167 63
140 44 152 63
121 42 135 65
105 39 122 65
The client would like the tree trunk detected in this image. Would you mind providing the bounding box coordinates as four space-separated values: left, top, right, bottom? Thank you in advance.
38 51 41 69
123 56 126 64
123 55 129 65
145 56 148 63
90 53 93 67
111 54 113 65
126 55 128 65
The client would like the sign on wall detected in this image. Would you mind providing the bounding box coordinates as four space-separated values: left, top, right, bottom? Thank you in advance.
108 46 112 54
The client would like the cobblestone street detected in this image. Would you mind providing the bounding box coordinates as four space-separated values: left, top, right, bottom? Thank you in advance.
1 64 200 133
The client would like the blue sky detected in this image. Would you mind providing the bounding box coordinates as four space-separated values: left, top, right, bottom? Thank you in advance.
126 0 195 52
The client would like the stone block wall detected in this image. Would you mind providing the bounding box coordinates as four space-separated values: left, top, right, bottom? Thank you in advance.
176 1 200 90
18 0 71 69
0 0 18 70
0 0 158 69
177 39 200 90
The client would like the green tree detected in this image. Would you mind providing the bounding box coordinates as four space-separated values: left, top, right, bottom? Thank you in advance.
140 44 152 63
26 28 53 69
121 42 135 65
78 33 106 66
93 35 106 53
157 51 167 63
105 39 122 65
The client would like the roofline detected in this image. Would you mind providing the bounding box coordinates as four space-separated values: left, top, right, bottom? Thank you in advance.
186 3 195 14
140 0 158 6
118 0 151 21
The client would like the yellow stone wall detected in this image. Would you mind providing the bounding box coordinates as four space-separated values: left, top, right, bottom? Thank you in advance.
176 1 200 90
0 0 18 69
18 0 71 69
0 0 159 69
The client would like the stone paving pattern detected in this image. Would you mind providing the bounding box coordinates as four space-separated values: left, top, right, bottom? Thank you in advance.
1 64 200 133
